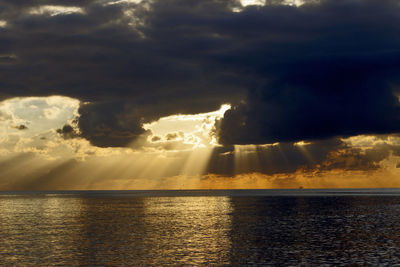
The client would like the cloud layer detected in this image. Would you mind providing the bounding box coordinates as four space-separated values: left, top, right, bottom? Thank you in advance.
1 0 400 184
1 0 400 148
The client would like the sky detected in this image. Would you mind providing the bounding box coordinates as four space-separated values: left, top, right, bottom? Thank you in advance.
1 0 400 190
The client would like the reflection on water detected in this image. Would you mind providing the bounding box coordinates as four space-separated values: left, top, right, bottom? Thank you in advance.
0 196 84 265
1 191 400 265
229 196 400 265
0 194 233 265
142 197 232 265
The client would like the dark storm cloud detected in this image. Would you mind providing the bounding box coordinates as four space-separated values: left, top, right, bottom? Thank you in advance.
1 0 400 150
78 101 149 147
0 0 243 145
56 124 77 139
218 0 400 145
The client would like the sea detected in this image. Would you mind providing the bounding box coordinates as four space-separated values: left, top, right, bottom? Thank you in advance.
1 189 400 265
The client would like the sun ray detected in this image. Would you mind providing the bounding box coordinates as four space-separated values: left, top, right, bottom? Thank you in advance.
234 145 262 175
180 147 214 177
294 141 315 164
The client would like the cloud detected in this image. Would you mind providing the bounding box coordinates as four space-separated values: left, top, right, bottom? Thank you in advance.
0 96 79 135
56 124 77 139
151 135 161 142
78 101 149 147
206 135 400 175
13 124 28 130
28 5 85 17
0 0 243 147
2 0 400 185
1 0 400 151
217 0 400 145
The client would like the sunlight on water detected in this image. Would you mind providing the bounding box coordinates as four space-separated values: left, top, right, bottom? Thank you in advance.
1 191 400 265
0 196 84 264
143 197 232 265
0 194 233 265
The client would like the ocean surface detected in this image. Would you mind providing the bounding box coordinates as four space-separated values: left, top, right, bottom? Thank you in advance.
1 189 400 265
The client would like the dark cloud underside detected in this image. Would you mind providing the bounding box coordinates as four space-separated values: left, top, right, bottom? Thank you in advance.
1 0 400 149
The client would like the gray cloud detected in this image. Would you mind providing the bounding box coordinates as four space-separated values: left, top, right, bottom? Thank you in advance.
56 124 77 139
14 124 28 130
1 0 400 168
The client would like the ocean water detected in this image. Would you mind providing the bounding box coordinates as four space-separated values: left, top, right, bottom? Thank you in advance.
1 189 400 265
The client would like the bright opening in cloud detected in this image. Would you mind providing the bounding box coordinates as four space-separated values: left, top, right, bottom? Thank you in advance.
143 104 231 149
294 140 312 146
106 0 143 5
240 0 265 6
283 0 304 6
0 96 82 158
235 0 304 12
29 6 85 16
240 0 304 7
0 96 79 136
